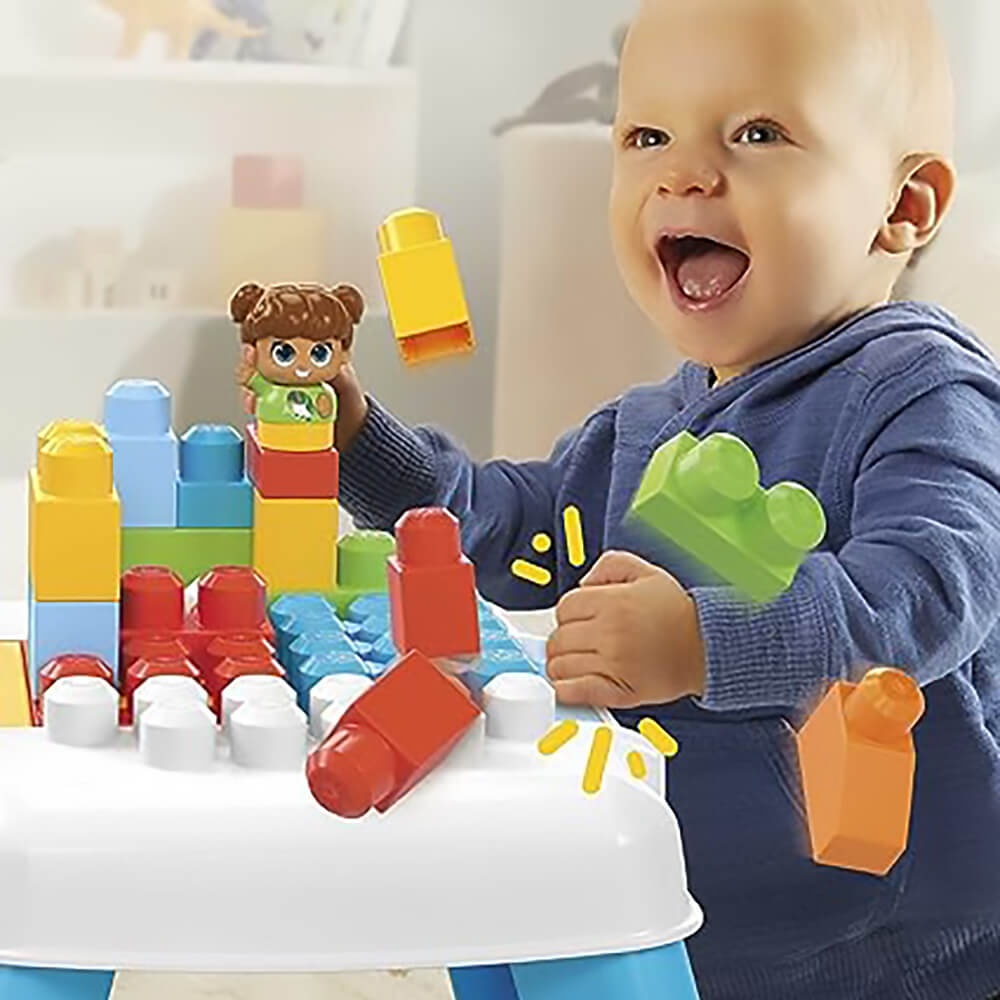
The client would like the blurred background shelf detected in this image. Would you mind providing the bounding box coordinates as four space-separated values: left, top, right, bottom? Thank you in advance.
0 62 418 156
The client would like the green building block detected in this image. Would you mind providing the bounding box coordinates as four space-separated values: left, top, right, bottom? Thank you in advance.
122 527 252 585
270 530 396 617
628 431 826 602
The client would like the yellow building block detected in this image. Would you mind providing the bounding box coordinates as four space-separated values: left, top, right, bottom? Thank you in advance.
29 432 121 601
253 492 338 592
38 419 107 454
0 641 33 728
256 420 334 452
377 208 475 363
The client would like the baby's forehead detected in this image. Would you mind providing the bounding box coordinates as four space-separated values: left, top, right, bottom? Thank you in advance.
621 0 951 156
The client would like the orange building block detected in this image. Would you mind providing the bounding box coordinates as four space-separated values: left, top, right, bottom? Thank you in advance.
387 507 480 659
797 667 925 876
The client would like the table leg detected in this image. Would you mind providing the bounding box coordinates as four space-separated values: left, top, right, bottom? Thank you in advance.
448 963 520 999
0 966 115 1000
511 941 699 1000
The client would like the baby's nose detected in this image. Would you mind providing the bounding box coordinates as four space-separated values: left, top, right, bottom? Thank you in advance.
657 162 723 197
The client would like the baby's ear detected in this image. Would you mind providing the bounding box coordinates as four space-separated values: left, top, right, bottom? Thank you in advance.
876 154 957 255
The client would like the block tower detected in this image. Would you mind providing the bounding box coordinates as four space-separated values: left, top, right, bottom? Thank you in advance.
248 418 340 595
28 421 122 685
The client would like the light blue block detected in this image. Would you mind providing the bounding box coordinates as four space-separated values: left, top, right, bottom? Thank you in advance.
287 631 354 684
479 635 524 655
274 607 340 662
511 942 700 1000
460 648 537 698
343 619 384 645
28 591 120 688
296 651 368 708
0 966 115 1000
364 634 397 664
449 965 519 1000
269 594 334 639
105 379 179 528
345 593 390 623
177 480 253 528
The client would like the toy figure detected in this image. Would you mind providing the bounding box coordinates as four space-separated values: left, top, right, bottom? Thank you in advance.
232 281 364 426
97 0 262 60
491 22 628 136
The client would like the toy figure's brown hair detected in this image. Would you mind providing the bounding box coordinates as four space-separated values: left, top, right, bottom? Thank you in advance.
230 282 365 350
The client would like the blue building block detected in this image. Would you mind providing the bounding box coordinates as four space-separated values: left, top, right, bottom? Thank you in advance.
360 634 397 665
344 592 390 623
28 589 120 688
273 604 340 662
449 965 519 1000
479 635 524 655
460 648 537 698
286 631 353 685
0 966 115 1000
104 380 179 528
343 618 385 644
176 425 253 528
511 942 700 1000
296 650 368 708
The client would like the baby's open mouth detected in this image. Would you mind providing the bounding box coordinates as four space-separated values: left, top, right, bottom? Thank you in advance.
657 234 751 311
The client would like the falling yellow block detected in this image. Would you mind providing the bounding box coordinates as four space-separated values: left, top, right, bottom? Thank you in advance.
0 642 33 728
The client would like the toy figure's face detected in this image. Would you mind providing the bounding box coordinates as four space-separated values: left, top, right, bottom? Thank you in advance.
254 336 348 386
609 0 902 381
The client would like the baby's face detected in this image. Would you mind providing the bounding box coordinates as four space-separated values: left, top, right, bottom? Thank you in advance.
610 0 900 377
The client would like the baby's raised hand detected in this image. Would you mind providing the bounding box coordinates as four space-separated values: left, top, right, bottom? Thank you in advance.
546 551 706 709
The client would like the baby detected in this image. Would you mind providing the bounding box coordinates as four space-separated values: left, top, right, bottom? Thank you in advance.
333 0 1000 996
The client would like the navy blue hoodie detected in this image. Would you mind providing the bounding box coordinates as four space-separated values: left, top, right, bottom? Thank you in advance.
341 301 1000 1000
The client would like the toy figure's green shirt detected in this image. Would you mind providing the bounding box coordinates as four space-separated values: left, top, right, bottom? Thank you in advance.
247 372 337 424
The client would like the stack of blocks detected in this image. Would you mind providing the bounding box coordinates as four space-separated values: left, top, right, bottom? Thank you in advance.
27 377 396 691
28 420 122 684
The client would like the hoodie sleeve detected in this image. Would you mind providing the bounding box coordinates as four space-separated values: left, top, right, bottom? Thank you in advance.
338 395 589 609
690 372 1000 712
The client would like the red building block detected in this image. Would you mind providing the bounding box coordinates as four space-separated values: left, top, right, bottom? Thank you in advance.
203 633 277 683
207 653 285 713
123 653 205 724
118 564 274 678
122 635 188 673
37 654 116 722
245 422 339 499
306 649 480 817
387 508 480 659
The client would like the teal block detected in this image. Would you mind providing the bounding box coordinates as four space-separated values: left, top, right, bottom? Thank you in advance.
104 379 179 528
629 431 826 602
0 966 115 1000
177 426 253 528
28 586 120 688
512 941 700 1000
449 966 519 1000
177 480 253 528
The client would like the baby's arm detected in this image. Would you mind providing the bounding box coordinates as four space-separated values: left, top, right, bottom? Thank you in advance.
690 377 1000 713
337 392 586 611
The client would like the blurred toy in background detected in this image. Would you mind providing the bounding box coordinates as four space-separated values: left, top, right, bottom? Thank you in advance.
191 0 402 66
232 282 363 429
492 22 628 135
97 0 263 59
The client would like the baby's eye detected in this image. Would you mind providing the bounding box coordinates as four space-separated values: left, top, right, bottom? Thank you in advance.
310 342 334 367
735 120 787 146
271 341 297 367
624 126 670 150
